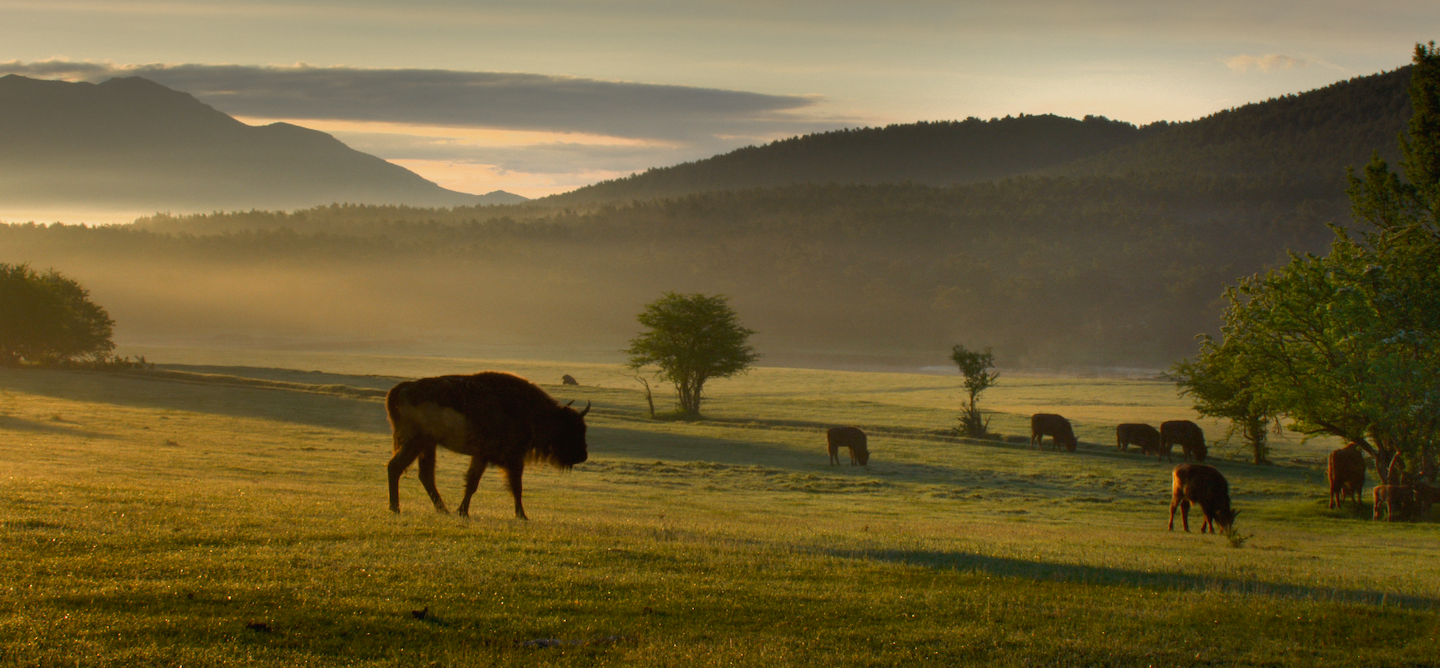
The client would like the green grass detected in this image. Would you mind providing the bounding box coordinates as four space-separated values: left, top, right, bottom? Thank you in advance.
2 355 1437 666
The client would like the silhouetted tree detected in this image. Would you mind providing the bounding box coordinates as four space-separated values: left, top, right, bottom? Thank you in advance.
951 344 999 438
627 293 759 418
0 263 115 366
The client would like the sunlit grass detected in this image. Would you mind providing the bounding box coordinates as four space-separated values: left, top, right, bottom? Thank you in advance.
2 361 1436 666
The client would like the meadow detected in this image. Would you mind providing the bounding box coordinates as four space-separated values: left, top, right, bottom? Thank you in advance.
2 350 1437 667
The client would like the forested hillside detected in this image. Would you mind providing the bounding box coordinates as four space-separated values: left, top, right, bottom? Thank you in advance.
547 67 1411 205
548 115 1160 204
2 176 1341 368
1054 67 1413 190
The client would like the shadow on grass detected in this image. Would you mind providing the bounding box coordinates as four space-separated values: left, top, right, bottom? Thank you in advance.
825 546 1440 609
0 414 112 439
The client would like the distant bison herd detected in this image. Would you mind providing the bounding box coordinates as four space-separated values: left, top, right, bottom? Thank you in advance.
382 373 1424 527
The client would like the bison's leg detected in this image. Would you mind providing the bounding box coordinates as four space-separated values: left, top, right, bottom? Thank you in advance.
505 465 528 520
387 442 426 513
1168 496 1181 531
456 457 488 518
415 446 449 514
828 443 839 465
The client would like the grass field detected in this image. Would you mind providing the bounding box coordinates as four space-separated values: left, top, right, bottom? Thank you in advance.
2 351 1437 666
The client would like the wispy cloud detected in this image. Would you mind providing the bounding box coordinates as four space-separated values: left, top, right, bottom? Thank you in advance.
0 60 842 145
1223 54 1311 74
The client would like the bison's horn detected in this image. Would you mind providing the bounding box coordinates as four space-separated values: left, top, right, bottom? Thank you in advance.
566 400 575 407
578 401 591 417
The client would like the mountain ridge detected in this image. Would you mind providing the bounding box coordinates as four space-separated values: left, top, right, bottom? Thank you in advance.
0 74 525 212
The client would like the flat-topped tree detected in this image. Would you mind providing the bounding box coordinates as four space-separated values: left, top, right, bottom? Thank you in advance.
627 293 759 418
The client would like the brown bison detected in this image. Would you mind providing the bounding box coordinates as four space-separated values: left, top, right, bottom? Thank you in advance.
1326 443 1367 511
1169 463 1238 533
1160 420 1206 463
827 426 870 466
561 374 579 385
1373 485 1416 522
386 372 590 520
1116 423 1160 455
1030 414 1077 452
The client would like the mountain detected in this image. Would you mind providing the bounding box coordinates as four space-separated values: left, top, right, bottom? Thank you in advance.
547 114 1162 204
0 75 524 211
1054 67 1413 191
546 67 1413 204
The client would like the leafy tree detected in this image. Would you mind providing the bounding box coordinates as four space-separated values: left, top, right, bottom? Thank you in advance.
0 263 115 366
1170 335 1275 465
950 344 999 438
626 293 759 418
1173 43 1440 482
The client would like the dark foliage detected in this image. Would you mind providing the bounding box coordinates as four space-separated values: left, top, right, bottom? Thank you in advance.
0 263 115 366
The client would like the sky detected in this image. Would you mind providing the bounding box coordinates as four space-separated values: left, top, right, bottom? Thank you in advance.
2 0 1437 199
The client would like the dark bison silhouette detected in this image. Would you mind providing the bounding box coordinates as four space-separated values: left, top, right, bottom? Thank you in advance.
561 374 579 385
1030 414 1077 452
826 426 870 466
1160 420 1206 463
1327 443 1367 511
1116 423 1160 455
385 372 590 520
1169 463 1237 533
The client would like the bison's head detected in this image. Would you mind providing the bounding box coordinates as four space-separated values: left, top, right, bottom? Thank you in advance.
1215 508 1239 532
854 447 871 466
545 400 591 469
1062 434 1078 452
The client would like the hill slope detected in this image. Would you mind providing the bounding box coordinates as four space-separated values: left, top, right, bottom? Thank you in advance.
547 114 1161 204
0 75 521 211
548 67 1412 204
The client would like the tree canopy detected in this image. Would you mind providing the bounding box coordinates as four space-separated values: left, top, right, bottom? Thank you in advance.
1173 43 1440 481
626 293 759 418
0 263 115 366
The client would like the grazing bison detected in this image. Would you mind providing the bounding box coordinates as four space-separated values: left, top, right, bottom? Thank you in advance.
561 374 579 386
1327 443 1367 511
1373 485 1416 522
827 426 870 466
1030 414 1077 452
1116 423 1161 455
1160 420 1206 463
386 372 590 520
1169 463 1238 533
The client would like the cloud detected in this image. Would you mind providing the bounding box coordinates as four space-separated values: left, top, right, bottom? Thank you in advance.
1223 54 1311 74
0 60 844 145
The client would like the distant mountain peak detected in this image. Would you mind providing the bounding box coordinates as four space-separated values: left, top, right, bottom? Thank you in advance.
0 74 493 213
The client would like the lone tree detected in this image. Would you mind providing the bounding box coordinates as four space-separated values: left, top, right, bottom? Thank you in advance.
951 344 999 438
0 263 115 367
627 293 759 418
1172 42 1440 482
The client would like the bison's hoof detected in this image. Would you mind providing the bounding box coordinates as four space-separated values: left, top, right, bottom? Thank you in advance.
390 506 400 514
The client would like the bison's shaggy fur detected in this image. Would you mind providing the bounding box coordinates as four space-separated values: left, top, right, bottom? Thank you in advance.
1327 443 1367 511
826 426 870 466
1116 423 1160 455
1030 414 1077 452
386 372 589 520
1160 420 1206 463
1169 464 1237 533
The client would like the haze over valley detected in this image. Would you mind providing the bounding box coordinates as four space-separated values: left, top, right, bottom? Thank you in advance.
0 62 1417 369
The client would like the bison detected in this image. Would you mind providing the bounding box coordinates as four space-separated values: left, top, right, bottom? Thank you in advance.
1169 463 1238 533
1116 423 1161 455
1373 485 1416 522
827 426 870 466
385 372 590 520
1030 414 1077 452
561 374 579 385
1327 443 1367 511
1160 420 1206 463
